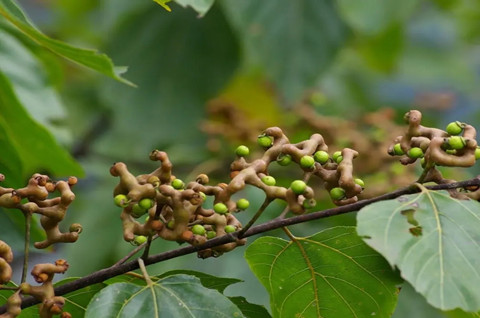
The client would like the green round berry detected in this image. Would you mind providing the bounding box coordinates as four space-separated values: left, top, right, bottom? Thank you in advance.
167 220 175 229
235 145 250 157
393 143 404 156
225 225 236 233
354 178 365 188
300 155 315 169
407 147 424 159
446 121 463 135
313 151 329 164
261 175 276 186
214 202 229 214
330 187 346 201
448 136 466 150
475 148 480 160
332 151 342 162
172 178 185 190
131 203 147 218
206 230 216 239
335 155 343 164
257 135 273 148
134 235 148 245
139 198 154 210
114 194 129 208
236 198 250 210
303 198 316 209
277 153 292 166
446 149 456 155
199 192 206 202
191 224 206 235
290 180 307 194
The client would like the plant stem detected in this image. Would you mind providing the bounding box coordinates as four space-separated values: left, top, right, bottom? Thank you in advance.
21 212 31 284
237 197 272 238
138 258 153 286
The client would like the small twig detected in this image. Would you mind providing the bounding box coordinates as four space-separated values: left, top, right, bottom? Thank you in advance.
21 212 32 284
237 198 272 238
113 235 158 266
141 235 153 260
0 286 19 291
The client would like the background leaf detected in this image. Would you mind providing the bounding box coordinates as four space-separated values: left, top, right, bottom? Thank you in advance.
85 274 244 318
245 226 401 318
174 0 215 17
357 189 480 312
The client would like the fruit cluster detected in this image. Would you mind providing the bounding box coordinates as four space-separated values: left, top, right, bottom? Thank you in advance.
388 110 479 185
111 127 364 258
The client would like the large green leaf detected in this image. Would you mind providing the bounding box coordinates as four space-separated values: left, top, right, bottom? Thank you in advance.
357 189 480 312
156 269 242 293
0 0 133 85
245 226 401 318
175 0 215 17
0 70 83 178
85 274 244 318
223 0 349 103
229 296 271 318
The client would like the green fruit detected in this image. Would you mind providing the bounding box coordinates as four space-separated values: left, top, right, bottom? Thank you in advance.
199 192 206 202
313 151 329 164
393 143 404 156
261 175 276 186
300 155 315 169
134 235 147 245
225 225 236 233
131 203 147 218
277 154 292 166
332 151 342 162
236 198 250 210
448 136 466 150
172 178 185 190
257 135 273 148
354 178 365 188
191 224 206 235
303 198 316 209
290 180 307 194
114 194 129 208
214 202 229 214
167 220 175 229
475 148 480 160
446 121 463 135
139 198 154 210
235 145 250 157
407 147 424 159
335 155 343 164
330 187 346 200
206 231 216 239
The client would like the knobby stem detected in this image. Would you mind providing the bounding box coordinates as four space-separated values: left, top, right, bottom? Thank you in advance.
21 212 32 284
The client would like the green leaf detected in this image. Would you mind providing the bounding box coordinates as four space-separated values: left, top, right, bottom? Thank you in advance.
156 269 242 293
85 274 244 318
0 70 83 177
175 0 215 17
0 0 133 85
245 226 401 318
229 296 271 318
223 0 349 103
357 189 480 311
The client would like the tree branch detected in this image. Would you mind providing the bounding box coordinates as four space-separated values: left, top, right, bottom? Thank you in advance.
3 176 479 313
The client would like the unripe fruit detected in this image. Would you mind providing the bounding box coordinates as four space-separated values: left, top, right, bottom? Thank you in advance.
335 155 343 164
261 176 276 186
114 194 129 208
332 151 342 162
407 147 424 159
206 231 216 239
214 202 228 214
134 235 147 245
235 145 250 157
236 198 250 210
257 135 273 148
225 225 236 233
290 180 307 194
354 178 365 188
393 143 404 156
167 220 175 229
300 155 315 169
131 204 147 218
446 121 463 135
303 198 316 209
277 154 292 166
330 187 346 200
172 178 185 190
199 192 206 202
314 151 329 164
475 148 480 160
191 224 206 235
139 198 154 210
448 136 466 150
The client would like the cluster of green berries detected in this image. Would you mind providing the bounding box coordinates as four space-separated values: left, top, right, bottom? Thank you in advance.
329 178 364 201
114 194 154 218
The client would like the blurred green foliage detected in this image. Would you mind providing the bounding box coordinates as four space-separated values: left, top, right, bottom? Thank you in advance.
2 0 480 315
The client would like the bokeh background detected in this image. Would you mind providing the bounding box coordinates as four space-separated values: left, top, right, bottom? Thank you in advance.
2 1 480 317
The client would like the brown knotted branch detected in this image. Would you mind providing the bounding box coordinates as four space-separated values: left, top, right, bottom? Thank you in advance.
3 176 479 314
